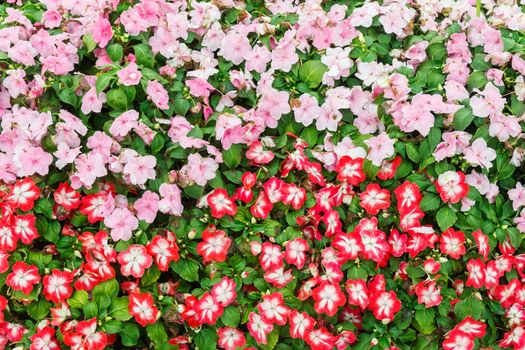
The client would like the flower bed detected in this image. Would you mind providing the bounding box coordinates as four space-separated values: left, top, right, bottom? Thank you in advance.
0 0 525 349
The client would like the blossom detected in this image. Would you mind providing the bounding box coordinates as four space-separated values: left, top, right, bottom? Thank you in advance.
123 155 156 186
359 184 391 215
117 244 153 278
6 261 41 295
81 87 106 115
5 178 40 211
440 228 466 259
117 63 142 86
92 17 113 48
42 269 74 303
415 281 442 308
104 207 139 241
312 283 346 317
134 191 159 224
368 290 401 321
207 189 237 218
196 228 231 263
364 132 395 166
186 153 218 186
146 80 169 110
435 171 469 204
129 291 159 327
109 110 139 137
463 138 496 169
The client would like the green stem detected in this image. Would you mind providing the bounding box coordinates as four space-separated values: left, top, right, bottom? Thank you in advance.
476 0 481 16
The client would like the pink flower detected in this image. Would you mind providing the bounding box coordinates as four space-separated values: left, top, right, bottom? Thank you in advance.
146 80 169 110
8 41 37 66
42 10 62 28
433 131 472 162
489 113 521 142
186 153 218 186
509 183 525 211
321 47 353 86
71 152 107 189
81 87 106 115
218 32 250 65
470 83 505 118
91 17 113 48
257 89 290 128
186 78 214 98
123 155 156 186
463 138 496 169
364 132 395 166
245 45 271 73
105 207 138 241
292 94 321 127
3 69 27 98
109 110 139 137
134 191 159 224
117 63 142 86
515 209 525 233
271 31 299 72
18 146 53 176
158 183 183 216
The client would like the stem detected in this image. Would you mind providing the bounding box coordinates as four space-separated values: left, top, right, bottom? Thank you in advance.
476 0 481 17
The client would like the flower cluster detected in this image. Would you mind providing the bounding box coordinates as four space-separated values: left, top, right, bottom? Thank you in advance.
0 0 525 349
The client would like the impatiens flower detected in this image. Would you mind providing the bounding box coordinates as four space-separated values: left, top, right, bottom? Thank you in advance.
246 141 274 164
5 178 40 211
313 282 346 317
6 261 41 295
471 229 489 261
134 191 159 224
359 184 391 215
336 156 365 185
81 87 106 115
195 292 223 325
123 155 156 186
53 182 81 211
284 238 309 269
466 258 485 289
129 291 159 327
146 235 179 271
470 83 505 118
207 189 237 218
440 228 466 259
29 327 59 350
109 110 139 138
345 279 369 310
463 138 496 169
146 80 169 110
12 214 38 245
117 63 142 86
306 328 336 350
435 171 469 204
75 318 108 350
104 207 139 241
364 132 395 166
158 183 183 216
289 310 315 339
42 269 74 303
442 330 474 350
196 228 231 263
259 242 284 272
117 244 153 278
415 281 442 308
282 184 307 210
456 317 487 338
211 277 236 307
217 327 246 350
258 292 290 325
250 192 273 219
186 153 218 186
92 17 113 48
247 312 273 345
368 290 401 321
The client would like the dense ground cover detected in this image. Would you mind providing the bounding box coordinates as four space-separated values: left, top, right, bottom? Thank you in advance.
0 0 525 349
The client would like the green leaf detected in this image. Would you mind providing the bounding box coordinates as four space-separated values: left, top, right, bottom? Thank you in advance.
121 324 140 347
34 198 53 219
43 221 61 243
101 320 124 334
93 279 119 300
58 88 78 107
151 133 165 154
405 143 420 163
82 34 97 52
147 322 168 346
414 308 436 334
109 297 133 321
96 73 114 94
83 301 98 319
28 300 51 320
107 43 123 63
436 206 457 231
263 330 279 350
141 265 161 286
453 108 475 131
300 125 318 147
467 71 488 91
223 144 242 169
134 43 155 68
420 193 441 211
299 60 327 88
106 88 128 111
221 306 241 327
454 294 485 320
194 327 218 350
173 259 199 282
68 290 89 309
174 98 190 116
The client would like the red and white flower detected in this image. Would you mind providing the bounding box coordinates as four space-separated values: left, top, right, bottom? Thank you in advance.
285 238 309 269
76 317 108 350
415 281 442 308
217 327 246 350
455 317 486 338
42 269 74 303
207 189 237 218
5 178 40 212
211 277 237 307
250 191 273 219
336 156 365 185
146 235 179 271
117 244 153 278
247 312 273 344
259 242 283 271
443 330 474 350
6 261 41 295
282 183 307 210
129 291 159 327
195 292 223 325
288 309 315 339
53 182 81 211
196 228 232 263
257 292 290 326
440 228 466 259
359 184 390 215
12 214 39 245
306 327 335 350
312 282 346 317
246 141 274 164
466 258 486 289
368 290 401 321
471 229 489 261
29 327 60 350
394 181 422 212
345 279 369 310
435 171 469 204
